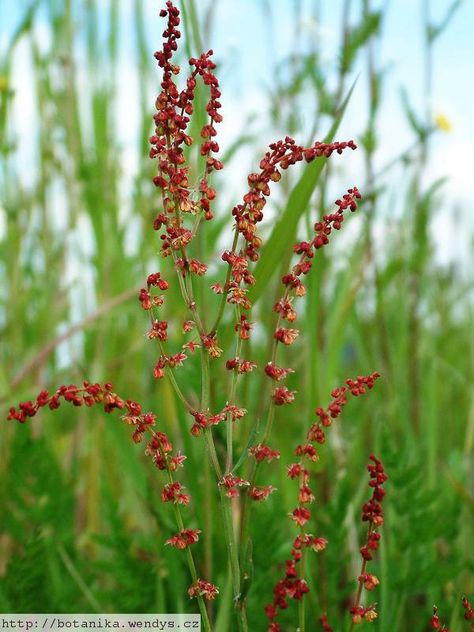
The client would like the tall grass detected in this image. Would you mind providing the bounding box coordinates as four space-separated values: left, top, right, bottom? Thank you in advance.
0 1 472 630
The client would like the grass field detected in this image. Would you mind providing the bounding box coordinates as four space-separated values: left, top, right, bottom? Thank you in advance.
0 1 472 630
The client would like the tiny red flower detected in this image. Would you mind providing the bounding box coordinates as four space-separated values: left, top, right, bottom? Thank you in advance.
291 507 311 526
272 386 296 406
249 443 280 463
274 327 299 345
166 528 201 549
249 485 276 501
188 579 219 601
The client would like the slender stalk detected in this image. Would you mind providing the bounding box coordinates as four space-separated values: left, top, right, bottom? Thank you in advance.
167 166 247 629
202 366 248 631
297 468 306 632
158 443 212 632
238 284 287 571
225 308 243 473
165 364 195 413
298 534 306 632
148 313 195 413
348 522 372 632
169 493 212 631
209 226 240 335
220 490 247 631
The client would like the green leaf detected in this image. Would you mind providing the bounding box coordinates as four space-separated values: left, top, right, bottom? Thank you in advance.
340 11 382 74
400 87 426 140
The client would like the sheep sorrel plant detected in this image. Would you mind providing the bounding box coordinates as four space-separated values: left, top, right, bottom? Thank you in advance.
5 2 472 631
3 2 372 630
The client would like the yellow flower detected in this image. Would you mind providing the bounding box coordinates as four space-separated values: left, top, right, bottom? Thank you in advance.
434 113 452 132
0 77 9 92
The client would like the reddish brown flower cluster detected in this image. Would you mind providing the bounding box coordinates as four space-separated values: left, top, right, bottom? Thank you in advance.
142 266 203 381
7 382 127 424
281 186 361 294
249 485 276 501
230 139 357 264
145 431 186 471
150 1 223 264
188 579 219 601
161 481 191 505
189 409 225 436
225 357 257 374
262 190 364 417
265 376 380 630
219 473 250 498
350 604 378 625
212 165 359 385
308 373 380 445
249 443 280 463
6 368 220 602
166 528 201 549
139 271 169 311
349 455 387 625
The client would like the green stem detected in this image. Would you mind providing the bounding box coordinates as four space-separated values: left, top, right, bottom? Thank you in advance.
209 227 240 335
348 522 372 632
238 403 276 593
225 309 243 473
165 363 195 413
161 453 212 632
220 490 248 632
201 351 247 631
297 471 306 632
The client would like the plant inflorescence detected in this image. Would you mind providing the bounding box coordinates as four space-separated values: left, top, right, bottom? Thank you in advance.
4 2 472 631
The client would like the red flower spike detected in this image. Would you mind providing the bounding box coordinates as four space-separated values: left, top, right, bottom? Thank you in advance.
349 455 386 623
231 139 356 263
265 376 380 630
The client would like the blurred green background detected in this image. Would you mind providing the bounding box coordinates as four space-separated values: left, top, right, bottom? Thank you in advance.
0 1 472 630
